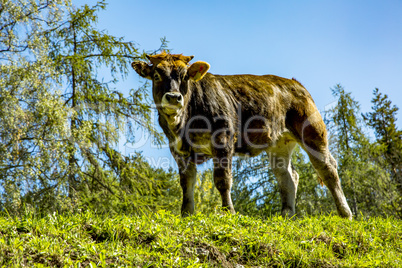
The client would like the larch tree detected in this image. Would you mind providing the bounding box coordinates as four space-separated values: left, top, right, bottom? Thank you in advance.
0 0 171 215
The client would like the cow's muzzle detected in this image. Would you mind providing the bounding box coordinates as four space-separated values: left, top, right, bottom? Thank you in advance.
165 92 182 104
161 92 184 114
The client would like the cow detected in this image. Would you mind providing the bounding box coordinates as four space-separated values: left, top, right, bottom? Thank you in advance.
131 52 353 219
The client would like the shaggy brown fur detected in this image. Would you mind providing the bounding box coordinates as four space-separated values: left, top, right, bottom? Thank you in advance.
132 53 353 219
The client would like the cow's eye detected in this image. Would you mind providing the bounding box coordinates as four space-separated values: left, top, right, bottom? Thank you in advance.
153 72 161 81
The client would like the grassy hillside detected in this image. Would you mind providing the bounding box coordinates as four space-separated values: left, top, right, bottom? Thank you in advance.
0 210 401 267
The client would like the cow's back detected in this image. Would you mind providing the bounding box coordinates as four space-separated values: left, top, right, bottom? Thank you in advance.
188 73 324 156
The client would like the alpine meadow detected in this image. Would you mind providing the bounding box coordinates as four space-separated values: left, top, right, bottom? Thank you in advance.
0 1 401 267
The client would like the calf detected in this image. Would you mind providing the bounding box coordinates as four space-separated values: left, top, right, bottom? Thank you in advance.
132 52 353 219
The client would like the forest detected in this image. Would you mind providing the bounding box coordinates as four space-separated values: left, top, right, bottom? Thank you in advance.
1 0 401 220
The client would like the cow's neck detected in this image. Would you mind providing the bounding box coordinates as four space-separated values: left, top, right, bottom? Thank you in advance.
163 83 196 133
158 85 197 156
157 109 188 156
164 111 185 130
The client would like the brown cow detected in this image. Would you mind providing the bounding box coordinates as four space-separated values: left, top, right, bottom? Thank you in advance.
132 52 353 219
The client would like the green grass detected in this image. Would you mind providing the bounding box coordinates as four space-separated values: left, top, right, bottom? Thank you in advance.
0 210 401 267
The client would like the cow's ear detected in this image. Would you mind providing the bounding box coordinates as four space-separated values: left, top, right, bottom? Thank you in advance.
188 61 210 82
131 61 152 80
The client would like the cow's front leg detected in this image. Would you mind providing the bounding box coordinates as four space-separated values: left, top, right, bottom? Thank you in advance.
178 159 197 217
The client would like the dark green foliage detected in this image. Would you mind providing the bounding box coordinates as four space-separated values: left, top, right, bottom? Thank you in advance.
231 155 281 218
78 152 180 215
324 85 400 219
363 88 402 217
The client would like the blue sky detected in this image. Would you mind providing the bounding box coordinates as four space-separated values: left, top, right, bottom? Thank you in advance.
75 0 402 168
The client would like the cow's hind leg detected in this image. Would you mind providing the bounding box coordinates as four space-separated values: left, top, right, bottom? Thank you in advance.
305 147 353 219
299 121 353 218
292 105 353 219
268 140 299 218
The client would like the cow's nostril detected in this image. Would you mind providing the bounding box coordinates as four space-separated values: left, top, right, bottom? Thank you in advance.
165 93 182 103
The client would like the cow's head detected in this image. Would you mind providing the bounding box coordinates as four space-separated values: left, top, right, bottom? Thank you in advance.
131 52 210 118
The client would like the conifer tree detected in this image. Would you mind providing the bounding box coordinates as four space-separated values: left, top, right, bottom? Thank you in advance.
1 0 73 214
0 0 170 215
363 88 402 217
46 0 166 207
231 154 281 218
325 85 395 218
